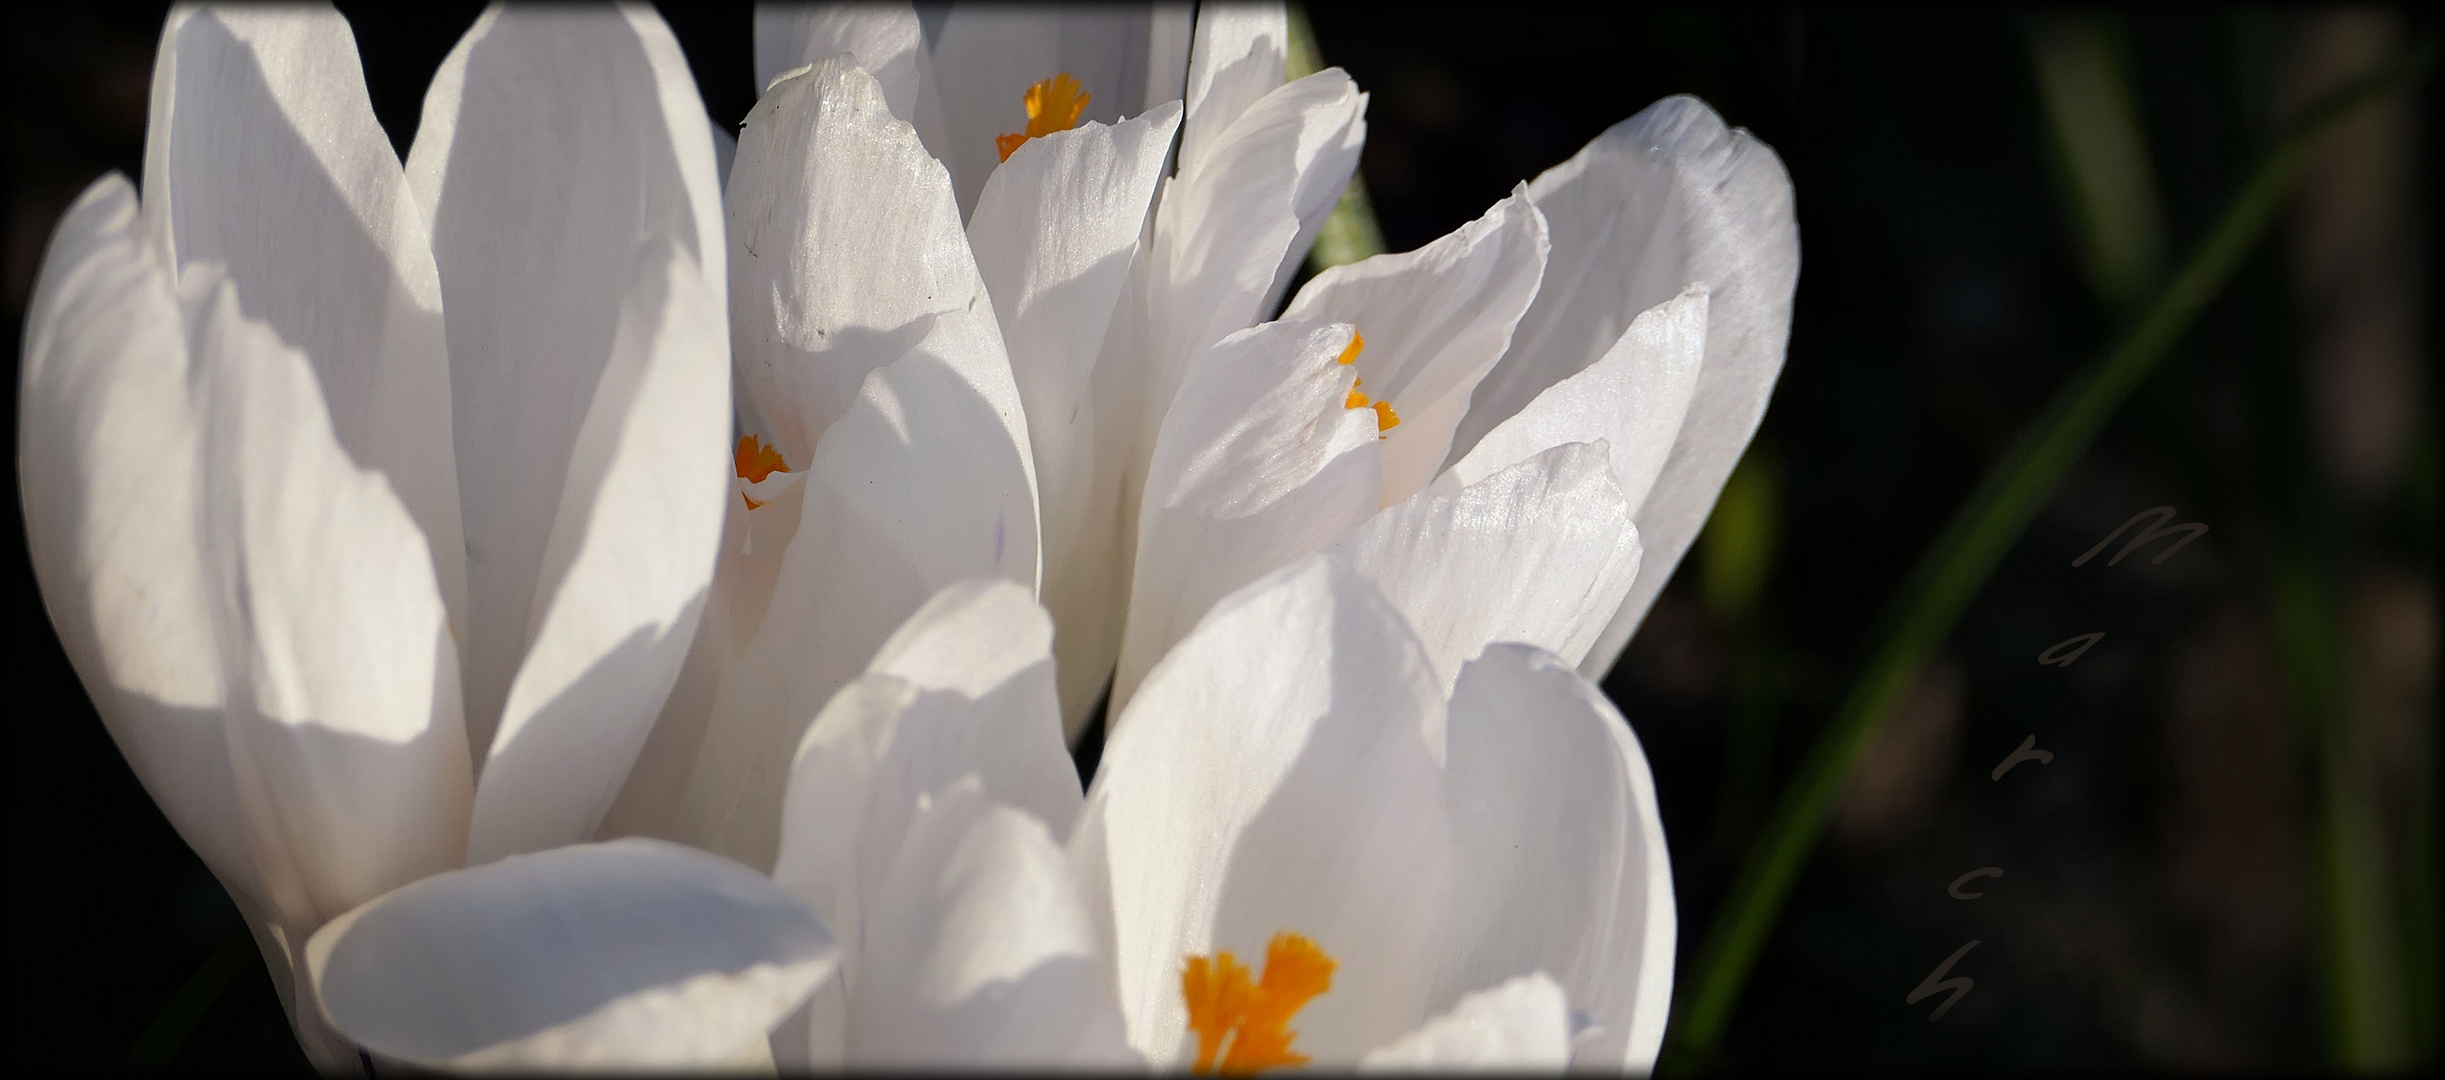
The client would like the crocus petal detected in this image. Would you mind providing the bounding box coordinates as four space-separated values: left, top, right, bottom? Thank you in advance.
1284 186 1549 507
1084 69 1364 699
966 104 1181 726
1443 96 1797 678
849 778 1137 1066
1328 442 1642 693
754 1 925 115
1356 973 1572 1071
19 176 259 910
710 114 737 192
189 269 471 939
1112 320 1381 714
769 580 1080 946
1172 4 1363 317
1434 644 1675 1071
408 5 731 861
1442 285 1708 510
862 580 1082 833
142 4 466 663
595 479 803 843
674 58 1040 871
307 838 835 1070
676 352 1041 869
724 56 1022 473
1178 2 1287 178
1078 556 1451 1065
1136 68 1368 434
925 4 1195 218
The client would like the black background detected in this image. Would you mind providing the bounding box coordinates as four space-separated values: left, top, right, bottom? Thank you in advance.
5 4 2435 1071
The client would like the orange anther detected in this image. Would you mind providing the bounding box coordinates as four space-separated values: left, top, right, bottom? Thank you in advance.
996 72 1091 162
734 435 789 483
1180 933 1335 1074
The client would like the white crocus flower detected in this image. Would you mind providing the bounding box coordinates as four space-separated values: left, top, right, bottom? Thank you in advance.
676 2 1368 739
1105 85 1800 721
597 51 1063 870
1072 554 1675 1071
606 4 1219 867
763 579 1124 1067
727 4 1796 742
306 578 1111 1069
309 562 1666 1072
18 4 744 1064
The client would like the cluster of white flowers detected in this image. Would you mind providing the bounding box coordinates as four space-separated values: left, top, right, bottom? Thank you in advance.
19 2 1793 1072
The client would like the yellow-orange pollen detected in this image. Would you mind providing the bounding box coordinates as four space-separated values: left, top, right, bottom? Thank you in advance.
1181 932 1336 1075
995 72 1091 162
1336 331 1400 437
734 435 789 510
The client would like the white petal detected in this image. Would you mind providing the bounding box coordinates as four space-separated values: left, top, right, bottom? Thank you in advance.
1179 2 1287 177
1443 285 1707 510
966 104 1181 726
850 779 1137 1067
1080 67 1363 721
1434 644 1675 1072
925 4 1195 218
768 581 1079 947
1357 973 1572 1071
1441 97 1797 678
469 236 731 863
723 57 1024 474
862 578 1082 838
189 270 472 937
1329 442 1642 693
676 346 1041 870
674 60 1040 871
308 838 834 1070
1137 69 1367 434
710 113 737 192
597 482 805 843
18 176 258 906
1171 4 1362 316
1112 320 1381 714
1260 80 1368 319
1284 187 1548 507
763 676 910 961
754 2 924 112
410 7 733 862
143 4 466 665
1079 556 1451 1066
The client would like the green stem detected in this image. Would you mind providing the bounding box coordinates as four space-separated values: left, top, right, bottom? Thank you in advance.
1660 41 2435 1072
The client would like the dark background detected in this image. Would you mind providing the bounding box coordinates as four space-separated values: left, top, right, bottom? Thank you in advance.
5 4 2434 1072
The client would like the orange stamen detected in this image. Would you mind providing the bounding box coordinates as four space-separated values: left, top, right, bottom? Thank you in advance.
735 435 788 483
1331 331 1396 434
1180 933 1336 1074
996 73 1091 162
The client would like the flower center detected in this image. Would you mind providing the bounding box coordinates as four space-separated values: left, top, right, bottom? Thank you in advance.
1337 331 1400 437
1181 932 1336 1074
995 72 1092 162
734 435 789 509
